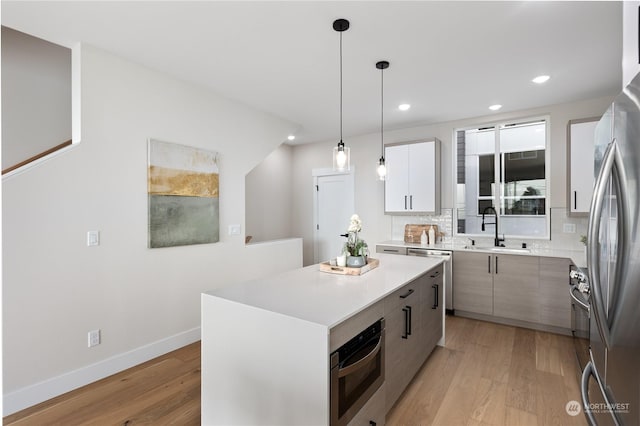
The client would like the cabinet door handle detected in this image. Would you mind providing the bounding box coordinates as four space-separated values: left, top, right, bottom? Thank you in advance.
402 307 409 339
407 305 412 336
574 190 577 210
400 288 414 299
488 255 491 274
410 195 413 210
495 256 498 275
432 284 439 309
404 195 408 210
430 271 440 278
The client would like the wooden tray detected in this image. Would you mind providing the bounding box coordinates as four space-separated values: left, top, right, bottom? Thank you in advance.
404 224 439 244
319 258 380 276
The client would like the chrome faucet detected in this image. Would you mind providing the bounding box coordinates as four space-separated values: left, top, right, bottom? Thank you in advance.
481 206 505 247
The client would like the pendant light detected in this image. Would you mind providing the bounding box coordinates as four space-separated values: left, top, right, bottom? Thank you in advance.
376 60 389 180
332 19 350 171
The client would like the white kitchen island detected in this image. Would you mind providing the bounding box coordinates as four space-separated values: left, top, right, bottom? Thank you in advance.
201 253 443 426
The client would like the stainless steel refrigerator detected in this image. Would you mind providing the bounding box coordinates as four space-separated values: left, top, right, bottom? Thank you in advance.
581 72 640 425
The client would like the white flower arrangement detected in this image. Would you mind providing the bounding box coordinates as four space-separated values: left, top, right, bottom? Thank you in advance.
348 214 362 233
344 214 367 257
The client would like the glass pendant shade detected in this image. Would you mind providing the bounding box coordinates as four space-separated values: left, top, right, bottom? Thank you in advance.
377 157 387 180
333 141 350 171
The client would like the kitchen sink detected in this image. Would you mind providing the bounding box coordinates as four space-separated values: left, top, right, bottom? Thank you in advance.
463 245 531 254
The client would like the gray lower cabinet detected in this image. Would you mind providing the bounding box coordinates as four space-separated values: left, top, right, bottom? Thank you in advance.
493 254 540 323
421 265 443 355
453 251 572 330
538 257 571 328
384 279 422 411
452 251 494 315
384 265 443 413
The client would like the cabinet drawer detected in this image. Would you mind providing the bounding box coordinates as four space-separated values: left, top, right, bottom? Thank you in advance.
384 277 422 312
376 245 407 255
348 383 385 426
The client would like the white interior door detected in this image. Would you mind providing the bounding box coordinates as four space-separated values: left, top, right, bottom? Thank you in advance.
313 169 355 264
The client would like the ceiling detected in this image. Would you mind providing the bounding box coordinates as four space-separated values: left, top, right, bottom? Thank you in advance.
2 1 622 145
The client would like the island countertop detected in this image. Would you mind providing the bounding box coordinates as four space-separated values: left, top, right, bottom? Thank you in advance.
204 253 442 329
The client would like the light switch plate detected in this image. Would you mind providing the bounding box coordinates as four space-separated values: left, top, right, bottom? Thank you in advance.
563 223 577 233
228 224 241 236
87 231 100 246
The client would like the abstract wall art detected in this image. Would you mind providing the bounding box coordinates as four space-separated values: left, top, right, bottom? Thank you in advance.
147 139 220 248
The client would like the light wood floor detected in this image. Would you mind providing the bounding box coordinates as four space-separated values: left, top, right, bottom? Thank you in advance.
3 342 202 425
4 316 586 425
387 315 587 426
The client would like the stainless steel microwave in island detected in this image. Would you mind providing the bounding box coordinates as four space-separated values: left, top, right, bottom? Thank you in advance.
580 71 640 426
330 319 385 426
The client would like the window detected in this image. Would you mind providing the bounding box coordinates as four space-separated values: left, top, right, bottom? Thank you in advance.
455 118 549 238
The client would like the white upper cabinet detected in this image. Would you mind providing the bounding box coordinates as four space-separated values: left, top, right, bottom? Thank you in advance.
385 139 440 214
567 118 598 216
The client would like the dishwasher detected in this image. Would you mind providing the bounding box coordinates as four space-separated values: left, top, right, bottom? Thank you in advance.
407 248 453 313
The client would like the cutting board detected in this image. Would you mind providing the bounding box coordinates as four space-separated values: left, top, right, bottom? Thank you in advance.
404 224 439 244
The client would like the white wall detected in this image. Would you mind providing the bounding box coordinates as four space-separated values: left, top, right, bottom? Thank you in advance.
1 26 72 170
623 2 640 87
245 143 294 243
292 96 614 266
2 44 302 414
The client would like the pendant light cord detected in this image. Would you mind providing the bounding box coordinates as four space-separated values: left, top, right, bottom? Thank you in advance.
340 31 343 142
381 66 384 156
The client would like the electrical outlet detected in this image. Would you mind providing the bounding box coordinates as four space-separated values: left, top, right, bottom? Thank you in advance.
88 329 101 348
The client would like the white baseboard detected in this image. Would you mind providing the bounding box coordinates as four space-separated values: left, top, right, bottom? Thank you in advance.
3 327 201 416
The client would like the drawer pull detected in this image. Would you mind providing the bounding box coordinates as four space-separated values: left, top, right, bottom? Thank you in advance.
432 284 439 309
399 288 414 299
402 307 410 339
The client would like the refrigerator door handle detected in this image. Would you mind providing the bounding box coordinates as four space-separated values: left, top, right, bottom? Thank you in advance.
587 139 618 349
581 361 622 426
581 361 598 426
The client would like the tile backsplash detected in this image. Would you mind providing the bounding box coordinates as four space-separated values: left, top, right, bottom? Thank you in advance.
390 207 587 251
391 209 454 242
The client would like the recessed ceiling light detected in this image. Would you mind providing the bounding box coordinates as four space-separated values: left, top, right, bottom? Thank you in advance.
532 75 550 84
489 104 502 111
287 135 295 141
398 104 411 111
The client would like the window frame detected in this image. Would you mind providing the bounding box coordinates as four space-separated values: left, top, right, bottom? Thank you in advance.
453 115 551 240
